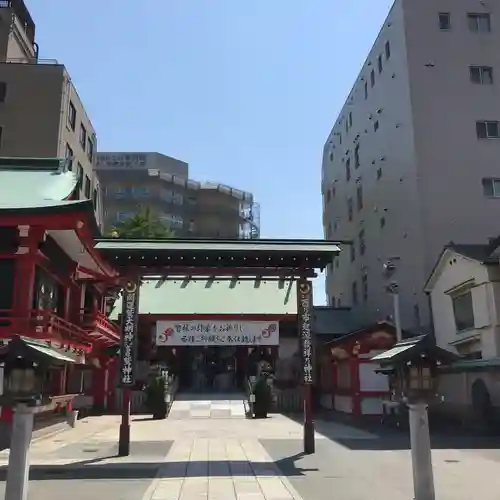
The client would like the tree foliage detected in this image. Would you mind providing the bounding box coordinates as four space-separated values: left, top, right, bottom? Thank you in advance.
109 206 176 239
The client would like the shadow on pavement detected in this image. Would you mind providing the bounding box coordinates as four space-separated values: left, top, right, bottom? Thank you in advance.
0 456 315 481
282 412 500 451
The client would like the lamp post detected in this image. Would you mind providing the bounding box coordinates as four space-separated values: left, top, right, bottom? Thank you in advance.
383 258 402 342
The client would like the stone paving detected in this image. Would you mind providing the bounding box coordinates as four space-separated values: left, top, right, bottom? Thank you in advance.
0 393 500 498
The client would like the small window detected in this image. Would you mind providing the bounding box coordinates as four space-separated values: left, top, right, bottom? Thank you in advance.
470 66 493 84
352 281 358 306
0 82 7 103
482 178 500 198
467 13 491 33
84 175 91 198
354 143 360 168
347 197 353 221
370 69 375 87
364 81 368 99
345 157 351 181
68 101 76 131
65 143 73 170
438 12 451 30
350 243 355 262
356 184 363 211
329 151 334 162
79 124 87 149
376 167 382 179
349 112 353 127
326 189 331 204
374 120 379 132
92 187 98 208
378 55 383 74
385 41 391 60
476 120 500 139
380 216 386 228
76 162 84 190
87 137 94 162
358 228 365 255
452 291 475 331
362 274 368 302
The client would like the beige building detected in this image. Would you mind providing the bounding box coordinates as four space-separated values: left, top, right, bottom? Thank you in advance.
0 0 102 225
96 152 260 239
322 0 500 330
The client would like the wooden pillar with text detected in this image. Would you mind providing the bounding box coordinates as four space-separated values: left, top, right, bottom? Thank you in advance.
118 279 140 457
297 279 315 454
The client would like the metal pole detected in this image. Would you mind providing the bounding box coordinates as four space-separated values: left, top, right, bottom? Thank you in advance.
5 404 34 500
393 292 402 342
118 388 131 456
408 403 435 500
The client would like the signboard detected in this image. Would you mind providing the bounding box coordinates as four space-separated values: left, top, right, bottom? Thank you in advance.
119 280 140 387
297 280 314 384
96 153 147 170
156 320 279 346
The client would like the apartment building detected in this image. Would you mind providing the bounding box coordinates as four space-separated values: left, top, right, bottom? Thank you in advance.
96 152 260 239
322 0 500 329
0 0 102 225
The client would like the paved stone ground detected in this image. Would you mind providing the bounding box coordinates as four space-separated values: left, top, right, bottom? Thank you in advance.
1 394 500 499
169 392 247 420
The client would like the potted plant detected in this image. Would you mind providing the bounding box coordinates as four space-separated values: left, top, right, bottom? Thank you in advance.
253 374 272 419
144 374 168 419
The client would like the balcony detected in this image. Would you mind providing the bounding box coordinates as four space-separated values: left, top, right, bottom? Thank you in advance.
0 309 93 352
80 310 120 345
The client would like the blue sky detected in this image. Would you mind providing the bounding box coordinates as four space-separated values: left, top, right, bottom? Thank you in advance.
28 0 394 302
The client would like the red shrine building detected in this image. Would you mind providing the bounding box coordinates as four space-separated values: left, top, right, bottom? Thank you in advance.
0 158 120 430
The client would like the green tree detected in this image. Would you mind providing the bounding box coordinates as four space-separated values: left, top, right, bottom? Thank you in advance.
109 206 176 239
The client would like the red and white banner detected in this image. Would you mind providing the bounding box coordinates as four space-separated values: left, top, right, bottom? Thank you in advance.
156 320 279 346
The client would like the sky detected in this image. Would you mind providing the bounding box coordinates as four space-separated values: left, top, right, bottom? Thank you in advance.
28 0 394 303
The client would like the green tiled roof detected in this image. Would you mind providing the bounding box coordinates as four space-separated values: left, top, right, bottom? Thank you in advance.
110 278 298 319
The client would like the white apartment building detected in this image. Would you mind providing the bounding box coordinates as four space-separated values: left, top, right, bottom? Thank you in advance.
322 0 500 329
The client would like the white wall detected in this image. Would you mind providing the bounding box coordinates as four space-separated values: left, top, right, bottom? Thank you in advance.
430 251 500 359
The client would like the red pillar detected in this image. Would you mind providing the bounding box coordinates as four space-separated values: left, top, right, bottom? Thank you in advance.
349 357 361 416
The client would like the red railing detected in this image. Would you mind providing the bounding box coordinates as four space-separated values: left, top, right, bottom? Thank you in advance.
80 310 120 344
0 309 92 351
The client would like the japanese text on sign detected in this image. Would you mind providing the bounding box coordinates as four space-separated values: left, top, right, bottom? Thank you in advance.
119 282 139 387
298 282 314 384
156 321 279 346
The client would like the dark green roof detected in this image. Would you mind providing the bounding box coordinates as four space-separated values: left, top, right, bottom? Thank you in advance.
110 278 298 319
0 336 76 365
96 238 341 271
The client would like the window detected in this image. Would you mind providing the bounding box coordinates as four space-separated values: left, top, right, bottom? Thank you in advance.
438 12 451 30
476 120 500 139
68 101 76 131
345 119 348 134
358 228 365 255
377 167 382 179
345 157 351 181
350 243 355 262
326 189 331 204
347 197 353 221
380 216 386 228
339 132 342 145
92 187 98 208
362 274 368 302
76 162 84 190
385 41 391 60
352 281 358 306
374 120 379 132
329 151 334 162
354 143 360 168
349 112 353 128
356 184 363 211
0 82 7 103
452 291 475 331
467 13 491 33
378 55 383 74
482 178 500 197
87 138 94 162
370 69 375 87
470 66 493 84
65 143 73 170
79 124 87 149
364 81 368 99
84 175 91 198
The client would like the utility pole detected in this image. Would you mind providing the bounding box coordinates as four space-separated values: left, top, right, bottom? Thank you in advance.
383 257 402 342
